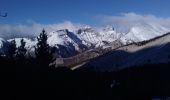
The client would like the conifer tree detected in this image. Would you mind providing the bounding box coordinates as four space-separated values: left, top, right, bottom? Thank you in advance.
16 39 27 62
8 40 17 59
35 29 52 68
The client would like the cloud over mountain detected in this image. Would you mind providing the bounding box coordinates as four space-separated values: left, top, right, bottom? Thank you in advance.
0 21 82 39
1 12 170 39
98 12 170 33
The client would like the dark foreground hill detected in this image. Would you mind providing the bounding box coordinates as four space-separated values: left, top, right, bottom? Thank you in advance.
1 59 170 100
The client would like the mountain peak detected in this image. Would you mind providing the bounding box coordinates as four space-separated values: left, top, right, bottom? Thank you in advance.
121 23 170 43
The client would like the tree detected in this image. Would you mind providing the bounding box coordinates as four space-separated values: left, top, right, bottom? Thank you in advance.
8 40 17 59
16 39 27 62
35 29 53 69
34 29 57 80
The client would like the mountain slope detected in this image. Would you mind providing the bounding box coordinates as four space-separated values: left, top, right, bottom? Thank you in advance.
0 38 4 48
83 32 170 71
48 29 88 51
120 23 170 44
0 38 9 55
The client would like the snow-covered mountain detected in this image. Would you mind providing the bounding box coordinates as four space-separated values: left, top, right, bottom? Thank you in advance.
77 26 122 48
120 23 170 44
0 38 4 48
7 38 36 50
0 23 170 58
48 29 88 51
0 38 8 55
83 32 170 71
1 26 121 57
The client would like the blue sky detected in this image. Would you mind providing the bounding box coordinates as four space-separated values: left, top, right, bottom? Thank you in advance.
1 0 170 39
0 0 170 26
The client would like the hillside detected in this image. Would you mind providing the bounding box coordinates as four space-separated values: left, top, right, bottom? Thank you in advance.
82 32 170 71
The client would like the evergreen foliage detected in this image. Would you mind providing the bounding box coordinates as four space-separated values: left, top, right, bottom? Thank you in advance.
8 40 17 59
16 38 27 61
35 29 52 66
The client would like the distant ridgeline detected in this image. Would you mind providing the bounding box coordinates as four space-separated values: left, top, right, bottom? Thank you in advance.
52 31 170 69
131 32 170 46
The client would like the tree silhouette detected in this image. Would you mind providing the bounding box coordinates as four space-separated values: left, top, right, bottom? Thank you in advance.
8 40 17 59
35 29 49 61
16 39 27 62
34 29 54 75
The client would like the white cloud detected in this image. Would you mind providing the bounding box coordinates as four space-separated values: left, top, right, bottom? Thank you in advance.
1 13 170 39
0 21 83 39
98 12 170 33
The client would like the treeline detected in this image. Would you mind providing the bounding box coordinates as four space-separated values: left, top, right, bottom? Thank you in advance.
0 29 56 79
